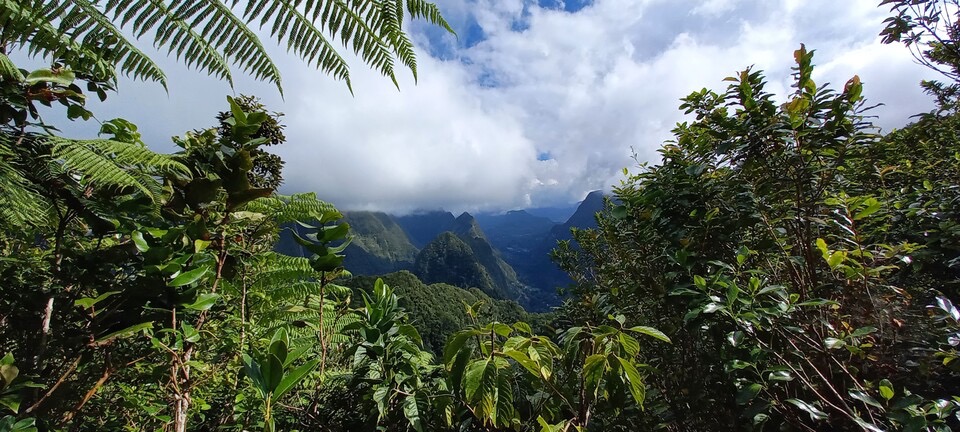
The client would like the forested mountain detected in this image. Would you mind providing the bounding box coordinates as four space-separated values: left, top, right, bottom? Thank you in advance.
447 213 528 301
278 195 608 310
414 232 502 298
394 210 457 248
475 210 556 253
545 190 605 242
340 271 547 354
474 191 607 302
340 211 419 274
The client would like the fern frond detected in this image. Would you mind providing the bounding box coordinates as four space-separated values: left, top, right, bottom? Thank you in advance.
194 0 282 92
242 0 351 87
255 252 316 273
115 0 235 86
0 53 24 80
20 0 167 85
0 134 54 228
47 137 190 201
244 193 339 225
322 0 397 87
404 0 453 33
2 0 453 92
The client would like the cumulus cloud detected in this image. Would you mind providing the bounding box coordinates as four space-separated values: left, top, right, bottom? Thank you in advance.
51 0 942 213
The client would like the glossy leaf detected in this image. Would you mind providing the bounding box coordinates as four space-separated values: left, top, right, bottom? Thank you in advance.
274 359 320 400
168 267 209 287
628 326 671 343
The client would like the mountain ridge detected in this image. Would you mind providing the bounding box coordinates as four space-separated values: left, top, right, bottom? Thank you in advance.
275 191 609 311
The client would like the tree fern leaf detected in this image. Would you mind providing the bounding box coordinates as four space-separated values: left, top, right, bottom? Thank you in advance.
0 135 54 228
0 53 24 80
47 137 190 202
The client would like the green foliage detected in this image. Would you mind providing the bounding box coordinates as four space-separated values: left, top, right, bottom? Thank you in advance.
554 45 960 430
215 95 287 190
4 2 960 431
880 0 960 112
342 271 538 354
1 0 455 92
443 316 665 430
343 279 446 432
242 328 320 432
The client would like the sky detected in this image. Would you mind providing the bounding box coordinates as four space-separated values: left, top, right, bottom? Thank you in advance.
50 0 941 214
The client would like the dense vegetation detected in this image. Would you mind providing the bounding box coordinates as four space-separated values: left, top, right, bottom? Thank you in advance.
1 1 959 431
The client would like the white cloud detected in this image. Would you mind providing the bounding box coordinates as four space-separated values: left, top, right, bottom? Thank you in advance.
44 0 942 213
692 0 741 16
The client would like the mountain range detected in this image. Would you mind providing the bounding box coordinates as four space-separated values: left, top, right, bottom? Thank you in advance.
276 190 607 311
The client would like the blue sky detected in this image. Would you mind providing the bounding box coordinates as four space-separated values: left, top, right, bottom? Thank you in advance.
45 0 941 214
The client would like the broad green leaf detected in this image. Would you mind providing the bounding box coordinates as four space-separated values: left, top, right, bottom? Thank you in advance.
193 239 211 253
95 321 153 344
269 328 289 365
464 359 491 402
816 238 829 259
264 354 283 393
274 359 320 400
183 293 220 311
284 345 311 367
242 354 266 397
227 96 247 124
628 326 671 343
879 379 895 401
0 361 18 385
444 330 480 365
398 324 424 346
827 251 846 269
492 322 513 338
74 291 121 309
513 321 533 335
786 399 828 421
449 346 473 394
849 390 883 409
25 68 75 86
736 383 762 405
373 386 390 420
131 231 150 252
617 356 646 407
181 323 199 343
503 349 540 377
9 417 38 432
854 198 881 220
403 394 425 432
168 267 209 287
767 370 793 382
537 417 566 432
618 332 640 357
582 354 607 398
824 337 846 349
0 398 21 415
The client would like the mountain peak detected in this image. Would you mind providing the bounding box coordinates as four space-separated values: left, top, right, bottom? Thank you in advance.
453 212 485 239
395 211 456 248
566 191 605 225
